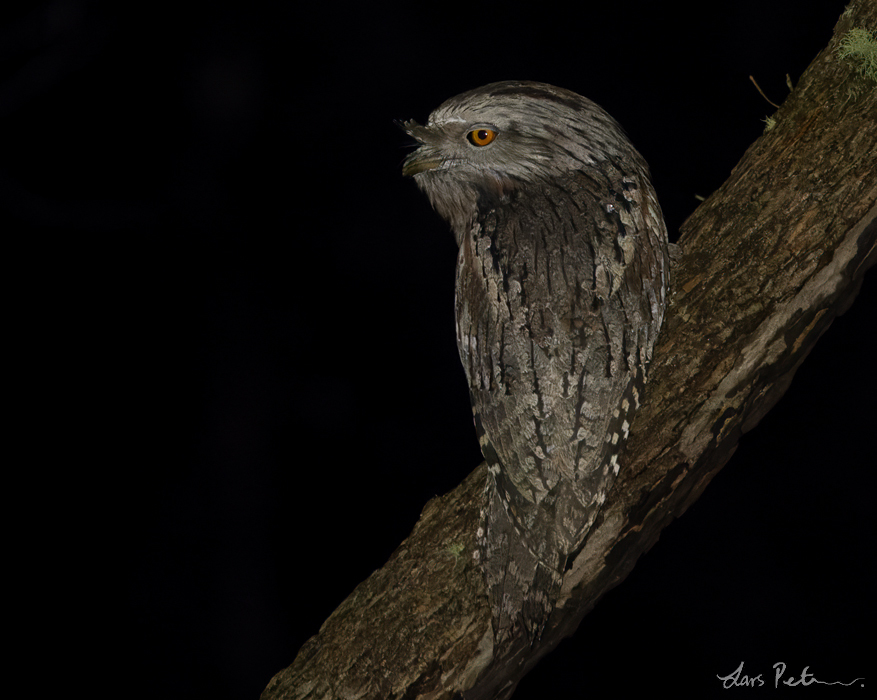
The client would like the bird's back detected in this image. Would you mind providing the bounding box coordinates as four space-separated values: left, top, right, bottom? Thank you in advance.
457 165 667 639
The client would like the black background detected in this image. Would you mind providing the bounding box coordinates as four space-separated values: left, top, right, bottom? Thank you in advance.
4 1 873 697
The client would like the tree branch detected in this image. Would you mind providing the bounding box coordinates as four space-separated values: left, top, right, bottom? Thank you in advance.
262 3 876 698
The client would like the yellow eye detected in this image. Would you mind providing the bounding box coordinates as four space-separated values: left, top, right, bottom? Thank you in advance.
467 128 497 147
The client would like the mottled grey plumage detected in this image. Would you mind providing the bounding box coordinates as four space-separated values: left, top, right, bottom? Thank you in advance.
401 81 669 641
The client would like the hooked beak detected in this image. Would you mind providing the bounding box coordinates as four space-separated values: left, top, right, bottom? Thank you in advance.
397 119 444 176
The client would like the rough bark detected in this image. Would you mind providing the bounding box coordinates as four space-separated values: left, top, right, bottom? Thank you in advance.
262 3 877 698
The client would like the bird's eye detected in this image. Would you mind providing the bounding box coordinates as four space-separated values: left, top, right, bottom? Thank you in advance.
467 128 497 147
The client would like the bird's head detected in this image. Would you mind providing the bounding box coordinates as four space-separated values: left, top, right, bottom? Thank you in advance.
399 81 633 240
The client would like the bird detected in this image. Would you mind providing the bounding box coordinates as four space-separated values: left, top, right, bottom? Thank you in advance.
400 81 670 642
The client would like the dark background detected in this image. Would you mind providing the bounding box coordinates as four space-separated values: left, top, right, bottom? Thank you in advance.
4 0 873 697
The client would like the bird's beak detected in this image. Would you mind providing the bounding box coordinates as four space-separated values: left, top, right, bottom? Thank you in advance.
397 119 444 176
